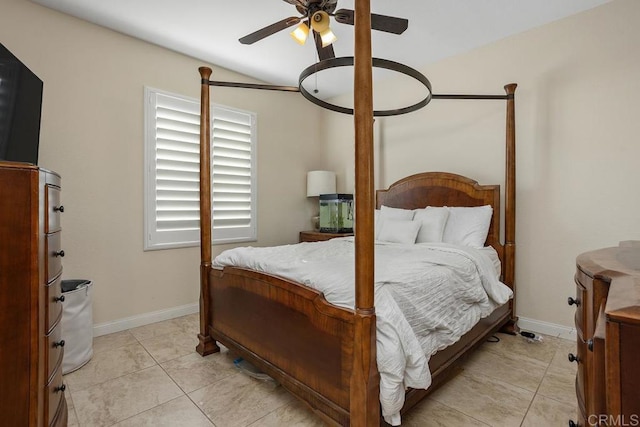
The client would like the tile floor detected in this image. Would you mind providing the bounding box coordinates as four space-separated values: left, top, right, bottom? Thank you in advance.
64 313 578 426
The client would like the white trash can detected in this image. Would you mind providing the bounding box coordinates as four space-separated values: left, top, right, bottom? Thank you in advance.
61 279 94 374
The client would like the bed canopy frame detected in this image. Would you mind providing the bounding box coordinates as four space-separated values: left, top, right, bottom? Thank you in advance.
196 2 517 425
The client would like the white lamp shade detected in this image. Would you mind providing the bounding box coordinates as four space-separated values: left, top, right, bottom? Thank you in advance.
306 170 336 197
290 23 309 45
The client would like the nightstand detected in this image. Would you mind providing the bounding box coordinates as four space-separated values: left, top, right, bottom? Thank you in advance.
299 230 354 243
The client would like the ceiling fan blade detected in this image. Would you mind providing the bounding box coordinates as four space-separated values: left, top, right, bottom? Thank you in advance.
239 16 302 45
334 9 409 35
314 32 335 61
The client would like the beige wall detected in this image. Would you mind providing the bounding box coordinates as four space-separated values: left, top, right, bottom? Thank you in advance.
4 0 639 331
1 0 325 326
324 0 640 328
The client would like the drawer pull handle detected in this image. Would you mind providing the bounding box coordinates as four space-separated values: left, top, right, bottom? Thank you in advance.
54 340 65 348
587 339 594 352
54 205 65 213
54 295 65 303
54 384 66 393
567 297 580 306
568 353 580 363
54 250 65 257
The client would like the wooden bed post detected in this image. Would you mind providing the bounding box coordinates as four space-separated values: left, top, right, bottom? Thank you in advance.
196 66 220 356
351 0 380 425
503 83 518 333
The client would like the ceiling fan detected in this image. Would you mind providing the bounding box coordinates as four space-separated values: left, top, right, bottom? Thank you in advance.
239 0 409 61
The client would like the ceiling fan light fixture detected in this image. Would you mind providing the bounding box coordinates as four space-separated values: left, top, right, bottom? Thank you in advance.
319 28 337 47
290 22 309 45
310 11 330 32
310 11 336 47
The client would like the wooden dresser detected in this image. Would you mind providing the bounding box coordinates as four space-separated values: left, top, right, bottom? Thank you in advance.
0 162 68 426
570 242 640 427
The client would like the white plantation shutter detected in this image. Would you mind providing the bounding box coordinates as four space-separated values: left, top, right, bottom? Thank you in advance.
211 106 256 241
144 87 257 250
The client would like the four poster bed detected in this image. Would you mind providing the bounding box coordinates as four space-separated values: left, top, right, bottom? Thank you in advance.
195 4 517 426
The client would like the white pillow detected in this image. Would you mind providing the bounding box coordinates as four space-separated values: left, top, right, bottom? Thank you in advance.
380 205 415 221
377 206 415 241
413 207 450 243
442 205 493 248
374 209 382 239
377 219 421 244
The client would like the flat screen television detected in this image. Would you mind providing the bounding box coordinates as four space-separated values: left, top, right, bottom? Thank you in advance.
0 43 43 165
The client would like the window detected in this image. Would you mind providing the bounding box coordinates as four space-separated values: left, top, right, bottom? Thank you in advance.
144 87 257 250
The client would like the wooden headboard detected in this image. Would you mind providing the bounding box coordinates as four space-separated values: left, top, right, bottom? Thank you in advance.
376 171 503 262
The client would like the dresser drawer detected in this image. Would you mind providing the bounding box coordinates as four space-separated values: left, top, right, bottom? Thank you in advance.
574 337 586 407
576 376 586 426
574 266 592 288
590 336 607 418
46 325 64 383
45 275 63 333
46 366 65 427
46 232 64 283
572 278 586 338
49 394 68 427
46 185 62 233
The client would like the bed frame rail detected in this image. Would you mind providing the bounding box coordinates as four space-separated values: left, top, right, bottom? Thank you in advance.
208 267 367 426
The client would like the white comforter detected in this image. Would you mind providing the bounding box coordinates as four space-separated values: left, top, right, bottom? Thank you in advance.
213 238 512 425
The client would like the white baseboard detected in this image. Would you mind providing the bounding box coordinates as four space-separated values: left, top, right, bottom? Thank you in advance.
517 316 576 341
93 302 199 337
92 305 575 342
